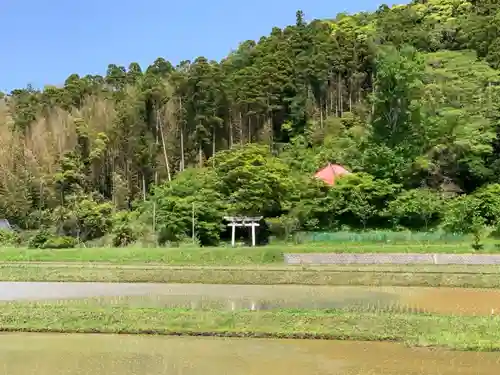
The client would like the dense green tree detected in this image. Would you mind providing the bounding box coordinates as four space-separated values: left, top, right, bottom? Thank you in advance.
327 173 400 229
370 45 425 152
386 188 445 230
150 168 226 245
212 144 296 217
2 1 500 245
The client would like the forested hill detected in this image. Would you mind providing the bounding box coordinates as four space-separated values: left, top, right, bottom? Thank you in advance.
1 0 500 246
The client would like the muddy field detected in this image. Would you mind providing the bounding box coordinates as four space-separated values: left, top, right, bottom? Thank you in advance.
0 333 498 375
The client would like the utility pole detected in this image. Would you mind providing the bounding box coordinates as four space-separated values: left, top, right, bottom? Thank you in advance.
192 202 195 243
152 104 159 239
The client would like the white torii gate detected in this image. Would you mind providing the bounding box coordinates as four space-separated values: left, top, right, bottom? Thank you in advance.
224 216 263 247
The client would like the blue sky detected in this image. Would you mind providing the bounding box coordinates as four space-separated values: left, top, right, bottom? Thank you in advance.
1 0 398 92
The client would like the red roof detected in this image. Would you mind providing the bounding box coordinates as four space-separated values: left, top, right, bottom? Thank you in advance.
314 163 350 186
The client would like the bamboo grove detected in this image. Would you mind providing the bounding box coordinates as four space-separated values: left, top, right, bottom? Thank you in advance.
2 0 500 247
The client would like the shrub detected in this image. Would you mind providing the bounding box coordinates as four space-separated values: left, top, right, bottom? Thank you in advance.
0 229 21 246
386 188 444 230
266 215 299 241
28 229 52 249
111 211 139 247
112 226 136 247
41 236 77 249
443 184 500 235
28 229 77 249
25 210 53 230
158 226 183 245
327 172 400 229
266 218 285 239
54 194 113 241
472 184 500 225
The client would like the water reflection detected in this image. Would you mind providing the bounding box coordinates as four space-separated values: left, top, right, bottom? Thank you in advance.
50 293 399 312
2 282 500 315
0 333 498 375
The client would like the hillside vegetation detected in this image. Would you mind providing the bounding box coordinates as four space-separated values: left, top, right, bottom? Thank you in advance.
2 0 500 247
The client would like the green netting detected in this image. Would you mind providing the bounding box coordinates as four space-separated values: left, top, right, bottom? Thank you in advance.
300 231 467 244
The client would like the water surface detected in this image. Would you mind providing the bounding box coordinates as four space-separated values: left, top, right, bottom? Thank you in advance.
0 333 498 375
2 282 500 315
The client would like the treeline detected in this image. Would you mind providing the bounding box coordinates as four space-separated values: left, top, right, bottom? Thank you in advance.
1 0 500 247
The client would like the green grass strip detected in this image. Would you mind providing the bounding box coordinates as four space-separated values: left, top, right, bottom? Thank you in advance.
1 263 500 288
1 303 499 352
0 243 498 266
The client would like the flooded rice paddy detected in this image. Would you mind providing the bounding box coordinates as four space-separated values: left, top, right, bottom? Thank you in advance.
0 333 498 375
1 283 500 374
1 282 500 315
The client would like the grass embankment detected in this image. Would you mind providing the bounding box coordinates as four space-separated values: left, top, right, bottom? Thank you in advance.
2 263 500 287
2 241 500 287
1 303 498 351
0 242 497 265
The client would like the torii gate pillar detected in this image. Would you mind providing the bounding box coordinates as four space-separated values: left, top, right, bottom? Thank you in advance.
224 216 263 247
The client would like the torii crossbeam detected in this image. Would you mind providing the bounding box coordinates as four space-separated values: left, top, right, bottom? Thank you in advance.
224 216 263 247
